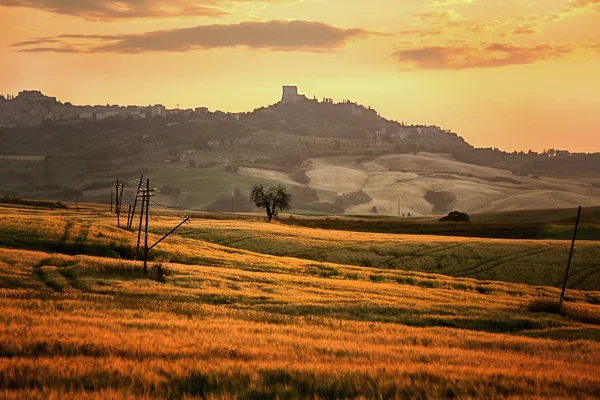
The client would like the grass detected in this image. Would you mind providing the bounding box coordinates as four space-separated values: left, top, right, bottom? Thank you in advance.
0 204 599 398
163 219 600 290
1 205 599 291
153 167 283 208
281 217 600 240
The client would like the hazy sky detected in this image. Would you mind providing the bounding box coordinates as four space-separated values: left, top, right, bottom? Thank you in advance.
1 0 599 152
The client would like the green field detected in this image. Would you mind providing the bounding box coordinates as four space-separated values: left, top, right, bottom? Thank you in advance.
279 206 600 241
153 167 280 208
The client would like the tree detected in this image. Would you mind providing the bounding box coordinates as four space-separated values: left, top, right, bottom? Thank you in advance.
250 184 291 221
439 211 470 223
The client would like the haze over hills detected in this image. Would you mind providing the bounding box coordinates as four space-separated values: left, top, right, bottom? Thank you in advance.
1 86 600 216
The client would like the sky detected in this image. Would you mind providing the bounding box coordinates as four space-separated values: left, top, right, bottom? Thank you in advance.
1 0 599 153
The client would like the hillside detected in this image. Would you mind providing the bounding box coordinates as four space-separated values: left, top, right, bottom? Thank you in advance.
0 204 599 398
1 88 600 216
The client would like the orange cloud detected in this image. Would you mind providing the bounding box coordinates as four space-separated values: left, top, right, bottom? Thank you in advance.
564 0 600 12
512 23 539 35
392 42 578 70
12 20 381 53
0 0 289 19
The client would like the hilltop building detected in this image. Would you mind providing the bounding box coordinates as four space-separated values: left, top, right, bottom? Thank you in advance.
280 86 308 104
150 104 166 117
17 90 57 103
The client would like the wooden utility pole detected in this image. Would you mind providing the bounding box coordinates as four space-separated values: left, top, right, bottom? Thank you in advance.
118 180 125 227
136 189 146 260
126 204 131 227
128 175 144 229
144 179 150 273
560 206 582 305
113 178 125 228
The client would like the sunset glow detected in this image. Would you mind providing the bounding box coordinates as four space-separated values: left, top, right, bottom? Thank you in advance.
1 0 599 152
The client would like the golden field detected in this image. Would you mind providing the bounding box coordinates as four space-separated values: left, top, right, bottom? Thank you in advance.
0 204 599 399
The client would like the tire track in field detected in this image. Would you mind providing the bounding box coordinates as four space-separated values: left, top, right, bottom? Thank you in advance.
567 269 599 289
399 242 471 259
461 246 559 278
292 242 471 266
290 242 372 259
457 247 544 276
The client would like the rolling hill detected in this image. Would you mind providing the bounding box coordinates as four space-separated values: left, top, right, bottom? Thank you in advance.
1 89 600 216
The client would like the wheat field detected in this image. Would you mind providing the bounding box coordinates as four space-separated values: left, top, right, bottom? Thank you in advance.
0 205 599 399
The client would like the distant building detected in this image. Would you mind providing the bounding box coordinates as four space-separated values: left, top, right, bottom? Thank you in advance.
150 104 166 117
195 107 209 115
280 85 308 104
17 90 57 103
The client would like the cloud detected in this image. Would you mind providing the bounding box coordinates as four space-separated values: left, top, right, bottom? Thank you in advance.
0 0 287 20
564 0 600 12
399 28 443 37
11 20 381 54
414 9 466 27
512 23 539 35
391 42 577 70
429 0 474 6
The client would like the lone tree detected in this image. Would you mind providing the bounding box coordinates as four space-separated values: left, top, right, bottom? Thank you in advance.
250 184 291 221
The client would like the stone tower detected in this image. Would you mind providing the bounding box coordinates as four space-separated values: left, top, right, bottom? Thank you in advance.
281 85 305 104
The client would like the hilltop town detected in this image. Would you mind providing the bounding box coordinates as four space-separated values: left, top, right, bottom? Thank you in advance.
1 85 599 215
0 86 446 139
0 90 210 128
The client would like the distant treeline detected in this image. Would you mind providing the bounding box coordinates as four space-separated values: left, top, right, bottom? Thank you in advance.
0 196 67 209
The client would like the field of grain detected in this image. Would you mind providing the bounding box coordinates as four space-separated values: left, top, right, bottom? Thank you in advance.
1 205 599 398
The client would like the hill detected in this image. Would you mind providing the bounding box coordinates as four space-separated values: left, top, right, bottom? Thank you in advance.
1 88 600 216
0 204 599 398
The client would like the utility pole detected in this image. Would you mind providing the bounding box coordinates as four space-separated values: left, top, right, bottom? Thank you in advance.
140 179 156 273
560 206 582 305
118 180 125 226
128 175 144 229
113 178 125 228
231 191 234 213
126 204 131 227
144 179 150 273
397 196 401 217
136 189 146 260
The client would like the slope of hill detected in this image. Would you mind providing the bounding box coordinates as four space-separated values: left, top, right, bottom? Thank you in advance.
0 204 599 398
236 152 600 216
1 89 600 215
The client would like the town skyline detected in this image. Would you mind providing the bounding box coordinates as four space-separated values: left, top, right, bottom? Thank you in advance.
1 0 599 152
1 85 599 154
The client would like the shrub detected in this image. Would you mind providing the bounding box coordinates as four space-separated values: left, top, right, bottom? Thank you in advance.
291 170 310 184
439 211 471 223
